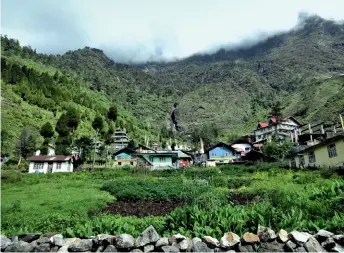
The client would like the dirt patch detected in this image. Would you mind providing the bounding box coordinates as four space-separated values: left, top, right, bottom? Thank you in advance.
229 192 259 206
88 199 185 217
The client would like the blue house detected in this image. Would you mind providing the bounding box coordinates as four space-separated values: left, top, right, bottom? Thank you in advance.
206 142 239 166
113 147 138 166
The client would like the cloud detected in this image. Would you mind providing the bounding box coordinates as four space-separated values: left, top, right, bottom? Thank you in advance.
1 0 344 63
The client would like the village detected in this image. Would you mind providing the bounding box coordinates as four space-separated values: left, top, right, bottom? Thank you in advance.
24 114 344 174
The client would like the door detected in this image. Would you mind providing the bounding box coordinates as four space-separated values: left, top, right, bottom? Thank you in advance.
47 162 53 173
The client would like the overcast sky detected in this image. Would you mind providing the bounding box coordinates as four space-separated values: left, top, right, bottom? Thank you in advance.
1 0 344 63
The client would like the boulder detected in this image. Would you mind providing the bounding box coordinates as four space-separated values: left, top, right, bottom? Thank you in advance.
50 246 59 252
103 245 118 252
30 240 38 248
130 249 143 252
135 226 160 247
304 236 325 252
37 237 51 244
4 241 34 252
258 241 285 252
192 237 202 246
220 232 240 249
35 243 51 252
144 244 155 252
96 246 104 252
242 232 260 244
162 245 180 252
68 239 93 252
277 229 289 243
288 231 311 245
43 232 58 238
285 240 297 251
203 236 220 248
10 236 18 242
294 247 307 252
1 235 12 251
57 238 81 253
334 235 344 244
315 230 334 243
193 241 214 252
96 234 115 246
156 237 169 248
177 238 192 251
257 225 276 242
115 234 135 249
238 245 254 252
18 233 41 243
51 234 64 247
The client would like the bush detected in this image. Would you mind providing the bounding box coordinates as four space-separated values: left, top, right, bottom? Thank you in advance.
320 167 335 179
228 178 253 189
1 170 22 183
211 176 228 187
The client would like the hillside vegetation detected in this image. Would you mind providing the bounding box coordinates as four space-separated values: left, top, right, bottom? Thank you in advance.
1 15 344 155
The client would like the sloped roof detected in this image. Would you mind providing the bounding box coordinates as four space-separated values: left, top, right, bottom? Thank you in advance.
293 134 344 155
134 144 155 152
206 142 237 153
113 147 136 157
258 122 269 128
173 150 192 159
28 155 73 162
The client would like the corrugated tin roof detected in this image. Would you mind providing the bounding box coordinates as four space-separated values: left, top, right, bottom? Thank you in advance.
28 155 73 162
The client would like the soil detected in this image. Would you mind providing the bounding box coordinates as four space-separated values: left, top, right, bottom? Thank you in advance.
88 199 185 218
229 192 258 205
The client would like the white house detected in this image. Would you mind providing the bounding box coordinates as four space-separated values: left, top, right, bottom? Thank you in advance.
28 154 74 174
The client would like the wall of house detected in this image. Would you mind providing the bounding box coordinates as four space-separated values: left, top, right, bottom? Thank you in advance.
208 147 236 161
148 156 173 169
29 161 73 173
231 144 252 154
114 152 137 166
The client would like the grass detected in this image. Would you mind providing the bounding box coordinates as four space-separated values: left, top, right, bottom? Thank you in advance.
1 165 343 238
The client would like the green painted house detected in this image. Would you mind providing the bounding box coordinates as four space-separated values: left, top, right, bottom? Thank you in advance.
136 152 177 170
113 147 138 166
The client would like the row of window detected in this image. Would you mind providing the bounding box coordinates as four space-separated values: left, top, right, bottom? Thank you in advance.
211 152 231 157
33 162 63 170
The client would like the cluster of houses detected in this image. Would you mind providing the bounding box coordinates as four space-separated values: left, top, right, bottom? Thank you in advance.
26 115 344 174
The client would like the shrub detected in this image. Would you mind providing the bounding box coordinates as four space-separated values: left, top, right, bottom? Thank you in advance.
1 170 22 183
320 166 335 179
228 178 253 189
211 176 228 187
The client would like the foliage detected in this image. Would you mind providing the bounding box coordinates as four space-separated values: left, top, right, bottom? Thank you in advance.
92 114 104 132
40 122 55 139
16 126 40 159
262 140 293 162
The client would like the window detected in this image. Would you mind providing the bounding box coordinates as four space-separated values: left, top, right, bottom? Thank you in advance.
309 151 316 163
299 155 305 168
212 152 216 157
130 161 133 165
327 143 337 158
33 162 44 170
245 147 250 151
56 163 62 170
225 152 229 156
149 157 153 162
159 157 166 161
118 162 122 165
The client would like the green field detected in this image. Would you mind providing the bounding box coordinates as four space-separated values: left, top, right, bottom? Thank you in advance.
1 165 344 238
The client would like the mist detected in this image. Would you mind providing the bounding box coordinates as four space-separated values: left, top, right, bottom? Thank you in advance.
1 0 344 63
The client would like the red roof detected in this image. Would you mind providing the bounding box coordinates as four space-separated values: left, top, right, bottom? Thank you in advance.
258 122 269 128
270 118 277 124
28 155 73 162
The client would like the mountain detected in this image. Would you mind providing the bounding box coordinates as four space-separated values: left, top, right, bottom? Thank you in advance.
1 15 344 155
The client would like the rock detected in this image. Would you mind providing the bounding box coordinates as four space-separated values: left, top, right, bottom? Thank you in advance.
220 232 240 249
288 231 311 245
18 233 41 243
10 236 18 242
96 234 115 246
130 249 143 252
50 246 59 252
277 229 289 243
192 237 202 245
156 237 169 248
334 235 344 244
96 246 104 252
103 245 118 252
57 238 81 252
177 238 192 251
1 235 12 251
43 232 58 238
304 236 325 252
285 240 297 251
37 237 51 244
162 245 180 252
68 239 93 252
135 225 160 247
115 234 135 249
203 236 220 248
315 230 334 243
30 240 38 248
193 241 214 252
51 234 64 247
257 225 276 241
258 241 285 252
294 247 307 252
144 244 155 252
242 232 260 244
322 237 336 251
238 245 254 252
35 243 51 252
333 243 344 253
4 241 34 252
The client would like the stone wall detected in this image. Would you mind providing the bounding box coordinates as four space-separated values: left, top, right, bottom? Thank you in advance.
1 225 343 252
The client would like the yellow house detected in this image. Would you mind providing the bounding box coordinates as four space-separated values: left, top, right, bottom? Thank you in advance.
290 134 344 169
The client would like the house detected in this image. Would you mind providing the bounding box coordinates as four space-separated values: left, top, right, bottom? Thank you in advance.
136 152 177 170
172 150 192 168
241 150 265 163
133 144 155 153
289 134 344 169
111 128 130 152
231 136 254 155
113 147 138 166
253 116 302 144
206 142 239 166
28 155 74 173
